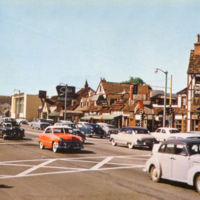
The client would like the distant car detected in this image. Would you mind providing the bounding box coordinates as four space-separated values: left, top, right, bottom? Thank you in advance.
143 139 200 194
77 122 105 138
151 127 180 142
0 119 25 139
97 123 118 136
54 121 86 143
31 118 50 130
110 127 158 149
16 117 29 125
38 126 84 153
168 132 200 140
46 119 54 125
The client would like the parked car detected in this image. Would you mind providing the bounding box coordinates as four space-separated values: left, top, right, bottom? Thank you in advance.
46 119 55 125
16 117 29 125
31 118 50 130
38 126 84 153
143 139 200 194
168 132 200 140
0 119 25 139
150 127 180 142
110 127 158 149
97 123 118 136
77 122 105 138
54 121 86 143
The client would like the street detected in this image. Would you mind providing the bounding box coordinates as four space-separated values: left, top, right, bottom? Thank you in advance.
0 125 199 200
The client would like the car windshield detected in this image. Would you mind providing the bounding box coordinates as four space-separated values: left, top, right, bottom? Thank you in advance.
3 121 19 126
67 124 77 129
39 119 47 122
53 128 73 134
169 130 180 133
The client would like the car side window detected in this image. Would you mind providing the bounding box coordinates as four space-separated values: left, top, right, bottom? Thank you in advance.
162 129 166 133
175 144 187 155
159 144 175 154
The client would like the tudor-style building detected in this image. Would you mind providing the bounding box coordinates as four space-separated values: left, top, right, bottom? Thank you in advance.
187 34 200 131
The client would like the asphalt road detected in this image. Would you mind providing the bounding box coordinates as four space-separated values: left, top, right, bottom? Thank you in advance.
0 125 199 200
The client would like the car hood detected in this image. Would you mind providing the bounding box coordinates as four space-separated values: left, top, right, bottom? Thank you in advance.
55 133 81 141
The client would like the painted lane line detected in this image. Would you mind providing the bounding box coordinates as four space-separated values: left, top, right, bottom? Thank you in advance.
90 156 114 170
15 159 57 177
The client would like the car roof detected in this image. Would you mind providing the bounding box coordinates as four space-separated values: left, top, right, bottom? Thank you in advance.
157 127 179 130
124 126 148 130
162 139 200 145
46 125 72 129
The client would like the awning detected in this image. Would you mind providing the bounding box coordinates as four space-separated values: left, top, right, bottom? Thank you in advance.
81 116 93 120
102 115 122 120
3 109 9 114
48 112 60 117
92 95 101 101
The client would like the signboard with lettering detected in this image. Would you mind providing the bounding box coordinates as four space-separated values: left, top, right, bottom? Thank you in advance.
56 86 75 97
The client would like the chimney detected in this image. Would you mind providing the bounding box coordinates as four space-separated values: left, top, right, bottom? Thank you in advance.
194 34 200 55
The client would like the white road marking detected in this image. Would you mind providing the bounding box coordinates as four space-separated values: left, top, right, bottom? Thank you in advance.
15 159 57 177
90 156 113 170
0 155 149 180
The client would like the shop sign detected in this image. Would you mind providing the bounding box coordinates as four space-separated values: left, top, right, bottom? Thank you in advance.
192 114 198 120
56 86 75 97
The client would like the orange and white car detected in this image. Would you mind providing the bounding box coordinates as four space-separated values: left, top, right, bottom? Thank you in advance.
38 126 84 153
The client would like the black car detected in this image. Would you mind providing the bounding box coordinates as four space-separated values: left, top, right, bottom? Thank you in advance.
0 120 25 139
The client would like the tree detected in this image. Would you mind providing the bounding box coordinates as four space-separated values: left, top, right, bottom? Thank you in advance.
121 77 145 85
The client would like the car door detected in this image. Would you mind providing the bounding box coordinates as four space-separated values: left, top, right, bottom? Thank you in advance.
171 144 190 181
159 143 174 179
43 128 52 147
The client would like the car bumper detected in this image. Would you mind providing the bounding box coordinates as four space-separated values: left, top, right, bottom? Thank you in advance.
135 141 158 147
58 142 84 149
4 133 24 139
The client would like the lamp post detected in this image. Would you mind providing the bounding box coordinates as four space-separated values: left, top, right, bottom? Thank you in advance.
14 89 20 118
59 83 68 121
155 68 168 127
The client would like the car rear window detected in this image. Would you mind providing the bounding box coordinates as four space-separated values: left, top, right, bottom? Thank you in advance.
169 129 180 133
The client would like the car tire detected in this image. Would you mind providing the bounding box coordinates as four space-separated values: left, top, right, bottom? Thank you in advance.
3 133 6 140
39 141 45 149
195 174 200 193
111 139 117 146
150 165 160 182
52 142 58 153
128 143 134 149
31 125 34 129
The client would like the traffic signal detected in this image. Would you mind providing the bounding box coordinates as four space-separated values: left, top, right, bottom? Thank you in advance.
132 84 138 95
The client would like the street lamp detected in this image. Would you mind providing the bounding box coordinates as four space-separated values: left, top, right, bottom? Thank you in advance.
59 83 68 121
155 68 168 127
14 89 20 118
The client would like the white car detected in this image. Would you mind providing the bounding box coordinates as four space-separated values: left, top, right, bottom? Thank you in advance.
143 139 200 194
97 123 118 136
151 127 180 142
168 132 200 140
110 127 158 149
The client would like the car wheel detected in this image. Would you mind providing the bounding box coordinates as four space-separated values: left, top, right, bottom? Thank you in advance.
52 142 58 153
150 165 160 182
128 143 134 149
31 125 34 129
195 174 200 193
39 141 45 149
3 133 6 140
111 139 117 146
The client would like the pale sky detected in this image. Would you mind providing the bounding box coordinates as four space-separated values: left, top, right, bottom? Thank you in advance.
1 0 200 97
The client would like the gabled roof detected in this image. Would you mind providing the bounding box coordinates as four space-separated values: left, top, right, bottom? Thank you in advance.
101 81 131 95
187 50 200 74
177 87 187 95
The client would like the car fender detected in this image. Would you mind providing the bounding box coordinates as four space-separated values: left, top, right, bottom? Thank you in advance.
187 165 200 186
145 156 161 175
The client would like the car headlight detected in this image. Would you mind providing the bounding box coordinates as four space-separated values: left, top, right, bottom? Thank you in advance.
59 138 63 142
80 139 83 143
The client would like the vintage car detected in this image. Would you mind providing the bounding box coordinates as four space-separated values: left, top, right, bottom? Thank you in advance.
150 127 180 142
38 126 84 153
16 117 29 125
143 139 200 194
31 118 50 130
54 121 86 143
77 122 105 138
97 123 118 136
110 127 158 149
168 132 200 140
0 119 25 139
